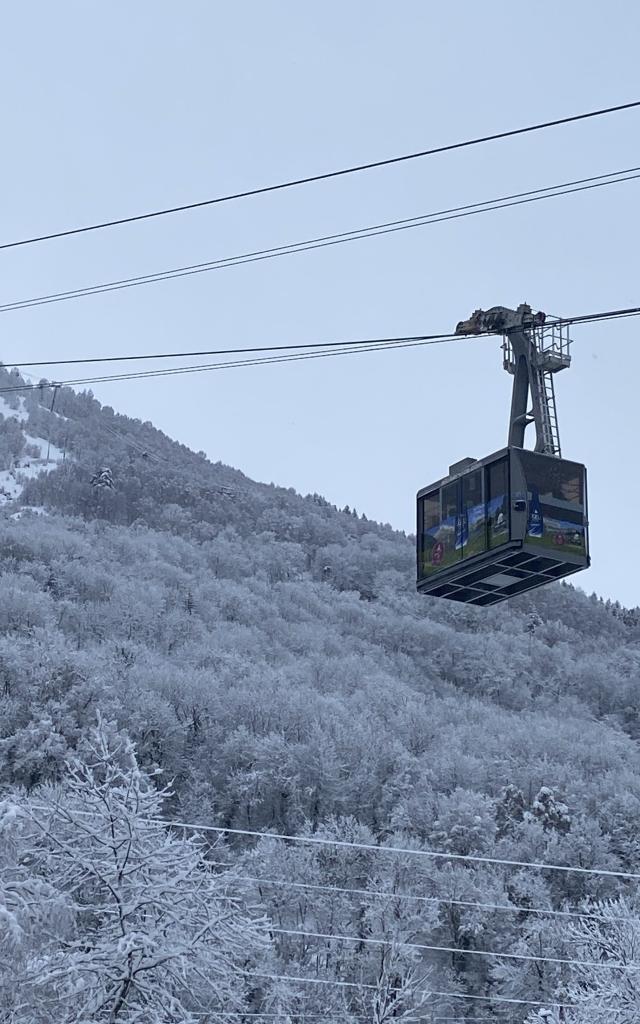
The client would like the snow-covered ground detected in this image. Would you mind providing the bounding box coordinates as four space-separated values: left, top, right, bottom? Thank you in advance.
20 435 66 465
10 506 49 519
0 395 29 423
0 406 67 507
0 471 23 503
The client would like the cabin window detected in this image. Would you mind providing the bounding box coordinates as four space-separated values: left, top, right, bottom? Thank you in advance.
487 458 509 547
418 490 442 577
423 492 440 531
440 482 461 569
462 469 486 557
519 452 586 554
519 452 584 508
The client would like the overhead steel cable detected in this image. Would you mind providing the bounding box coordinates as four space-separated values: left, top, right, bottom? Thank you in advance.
269 925 639 973
211 863 622 924
98 419 166 465
29 799 640 884
3 304 640 398
2 99 639 251
6 304 640 379
0 336 474 394
2 306 639 399
159 818 640 882
2 306 640 397
7 331 463 368
552 306 640 327
241 970 595 1012
191 1015 400 1022
3 166 640 316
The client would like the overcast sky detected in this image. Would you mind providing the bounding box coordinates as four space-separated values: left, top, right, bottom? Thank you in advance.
1 2 638 606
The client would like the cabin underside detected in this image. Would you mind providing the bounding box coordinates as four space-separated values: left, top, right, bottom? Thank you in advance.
416 542 587 606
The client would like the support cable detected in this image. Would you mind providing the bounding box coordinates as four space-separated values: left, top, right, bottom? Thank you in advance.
269 925 639 974
6 331 464 368
2 167 639 316
211 863 624 924
0 336 474 395
3 100 638 251
3 307 639 395
241 970 595 1012
158 817 640 882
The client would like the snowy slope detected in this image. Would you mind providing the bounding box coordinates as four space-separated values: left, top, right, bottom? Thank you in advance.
0 397 67 506
0 395 29 422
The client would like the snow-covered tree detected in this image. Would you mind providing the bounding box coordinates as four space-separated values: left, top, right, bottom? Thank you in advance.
563 897 640 1023
359 946 431 1024
525 1008 565 1024
91 465 115 490
496 783 526 837
531 787 571 835
1 718 268 1023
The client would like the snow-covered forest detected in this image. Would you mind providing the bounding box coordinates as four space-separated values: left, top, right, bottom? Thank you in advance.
1 364 640 1022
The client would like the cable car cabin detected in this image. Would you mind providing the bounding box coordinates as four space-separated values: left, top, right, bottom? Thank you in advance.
417 448 589 606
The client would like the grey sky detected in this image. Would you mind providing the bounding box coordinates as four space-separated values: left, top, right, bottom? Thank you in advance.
2 2 638 605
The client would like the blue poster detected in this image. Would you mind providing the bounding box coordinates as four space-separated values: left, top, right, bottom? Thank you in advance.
455 511 469 550
527 489 543 538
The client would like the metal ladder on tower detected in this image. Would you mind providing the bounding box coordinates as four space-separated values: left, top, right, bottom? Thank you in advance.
455 302 571 457
534 366 562 457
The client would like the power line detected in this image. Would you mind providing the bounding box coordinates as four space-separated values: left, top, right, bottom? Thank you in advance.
3 166 639 317
162 817 640 881
270 925 638 974
3 100 639 252
213 864 621 924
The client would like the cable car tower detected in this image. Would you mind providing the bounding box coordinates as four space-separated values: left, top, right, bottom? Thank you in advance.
458 303 571 456
416 304 589 605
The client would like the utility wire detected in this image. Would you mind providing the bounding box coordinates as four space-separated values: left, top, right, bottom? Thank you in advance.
213 864 621 924
2 166 639 317
270 925 638 974
2 99 639 251
161 817 640 882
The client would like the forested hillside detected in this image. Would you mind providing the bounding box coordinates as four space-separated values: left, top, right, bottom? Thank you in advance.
1 364 639 1023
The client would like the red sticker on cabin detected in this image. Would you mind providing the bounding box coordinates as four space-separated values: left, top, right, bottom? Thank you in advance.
432 542 444 565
